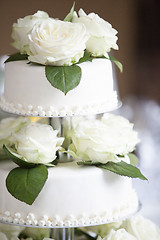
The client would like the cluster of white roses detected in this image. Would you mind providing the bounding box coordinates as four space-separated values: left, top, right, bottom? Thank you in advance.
0 117 64 164
0 117 30 152
0 214 160 240
83 214 160 240
12 9 118 66
0 113 139 165
66 114 140 163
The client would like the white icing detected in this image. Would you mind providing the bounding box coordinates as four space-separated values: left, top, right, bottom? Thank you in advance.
0 161 138 227
0 59 119 117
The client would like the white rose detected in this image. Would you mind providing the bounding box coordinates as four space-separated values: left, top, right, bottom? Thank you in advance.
122 214 160 240
0 117 30 151
28 18 89 66
68 114 139 163
13 122 64 164
72 9 118 57
0 232 8 240
0 223 24 239
11 11 49 54
103 229 137 240
22 227 50 240
81 221 122 238
10 237 20 240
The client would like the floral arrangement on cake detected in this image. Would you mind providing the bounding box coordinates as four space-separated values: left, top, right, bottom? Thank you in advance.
0 214 160 239
0 114 146 205
6 4 122 94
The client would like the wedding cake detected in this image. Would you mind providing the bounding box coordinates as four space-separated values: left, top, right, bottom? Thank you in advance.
0 5 159 240
0 113 141 227
0 158 138 227
1 58 118 117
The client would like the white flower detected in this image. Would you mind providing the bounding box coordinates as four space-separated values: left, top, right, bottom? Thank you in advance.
13 122 64 164
0 232 8 240
0 223 24 239
72 9 118 57
81 221 122 238
122 214 160 240
21 227 50 240
0 117 30 151
68 114 139 163
28 18 89 66
102 229 137 240
11 11 49 54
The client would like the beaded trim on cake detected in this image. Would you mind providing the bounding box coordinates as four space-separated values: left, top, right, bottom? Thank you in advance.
0 93 120 117
0 194 138 228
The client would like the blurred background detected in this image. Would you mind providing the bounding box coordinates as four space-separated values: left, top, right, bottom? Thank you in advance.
0 0 160 225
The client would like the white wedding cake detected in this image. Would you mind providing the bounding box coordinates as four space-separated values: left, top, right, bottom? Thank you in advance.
0 160 138 227
1 5 157 240
1 58 118 117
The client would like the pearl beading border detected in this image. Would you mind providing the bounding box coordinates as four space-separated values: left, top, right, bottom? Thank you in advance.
0 196 138 228
0 93 119 117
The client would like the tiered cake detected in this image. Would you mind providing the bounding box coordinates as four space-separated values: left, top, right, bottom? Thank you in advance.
0 160 138 227
0 58 118 117
0 5 154 240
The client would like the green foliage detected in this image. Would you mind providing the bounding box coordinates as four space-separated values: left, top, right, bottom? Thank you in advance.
77 160 147 180
5 52 28 63
45 65 81 94
108 55 123 72
64 2 75 22
3 145 36 168
6 165 48 205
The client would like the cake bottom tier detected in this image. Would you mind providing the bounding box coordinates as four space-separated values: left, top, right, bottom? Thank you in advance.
0 161 138 228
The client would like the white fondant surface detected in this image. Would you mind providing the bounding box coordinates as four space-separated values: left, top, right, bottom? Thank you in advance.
0 59 119 117
0 161 138 227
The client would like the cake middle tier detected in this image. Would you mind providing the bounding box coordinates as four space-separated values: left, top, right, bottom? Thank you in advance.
0 58 119 117
0 161 138 228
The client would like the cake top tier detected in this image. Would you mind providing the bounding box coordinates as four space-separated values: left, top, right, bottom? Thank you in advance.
0 6 122 117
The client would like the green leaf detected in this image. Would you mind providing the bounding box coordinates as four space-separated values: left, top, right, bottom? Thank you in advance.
77 160 147 180
5 52 28 63
128 153 139 166
108 55 123 72
98 161 147 180
64 2 75 22
3 145 55 168
6 165 48 205
77 50 93 64
77 161 97 166
3 145 36 168
45 65 81 94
